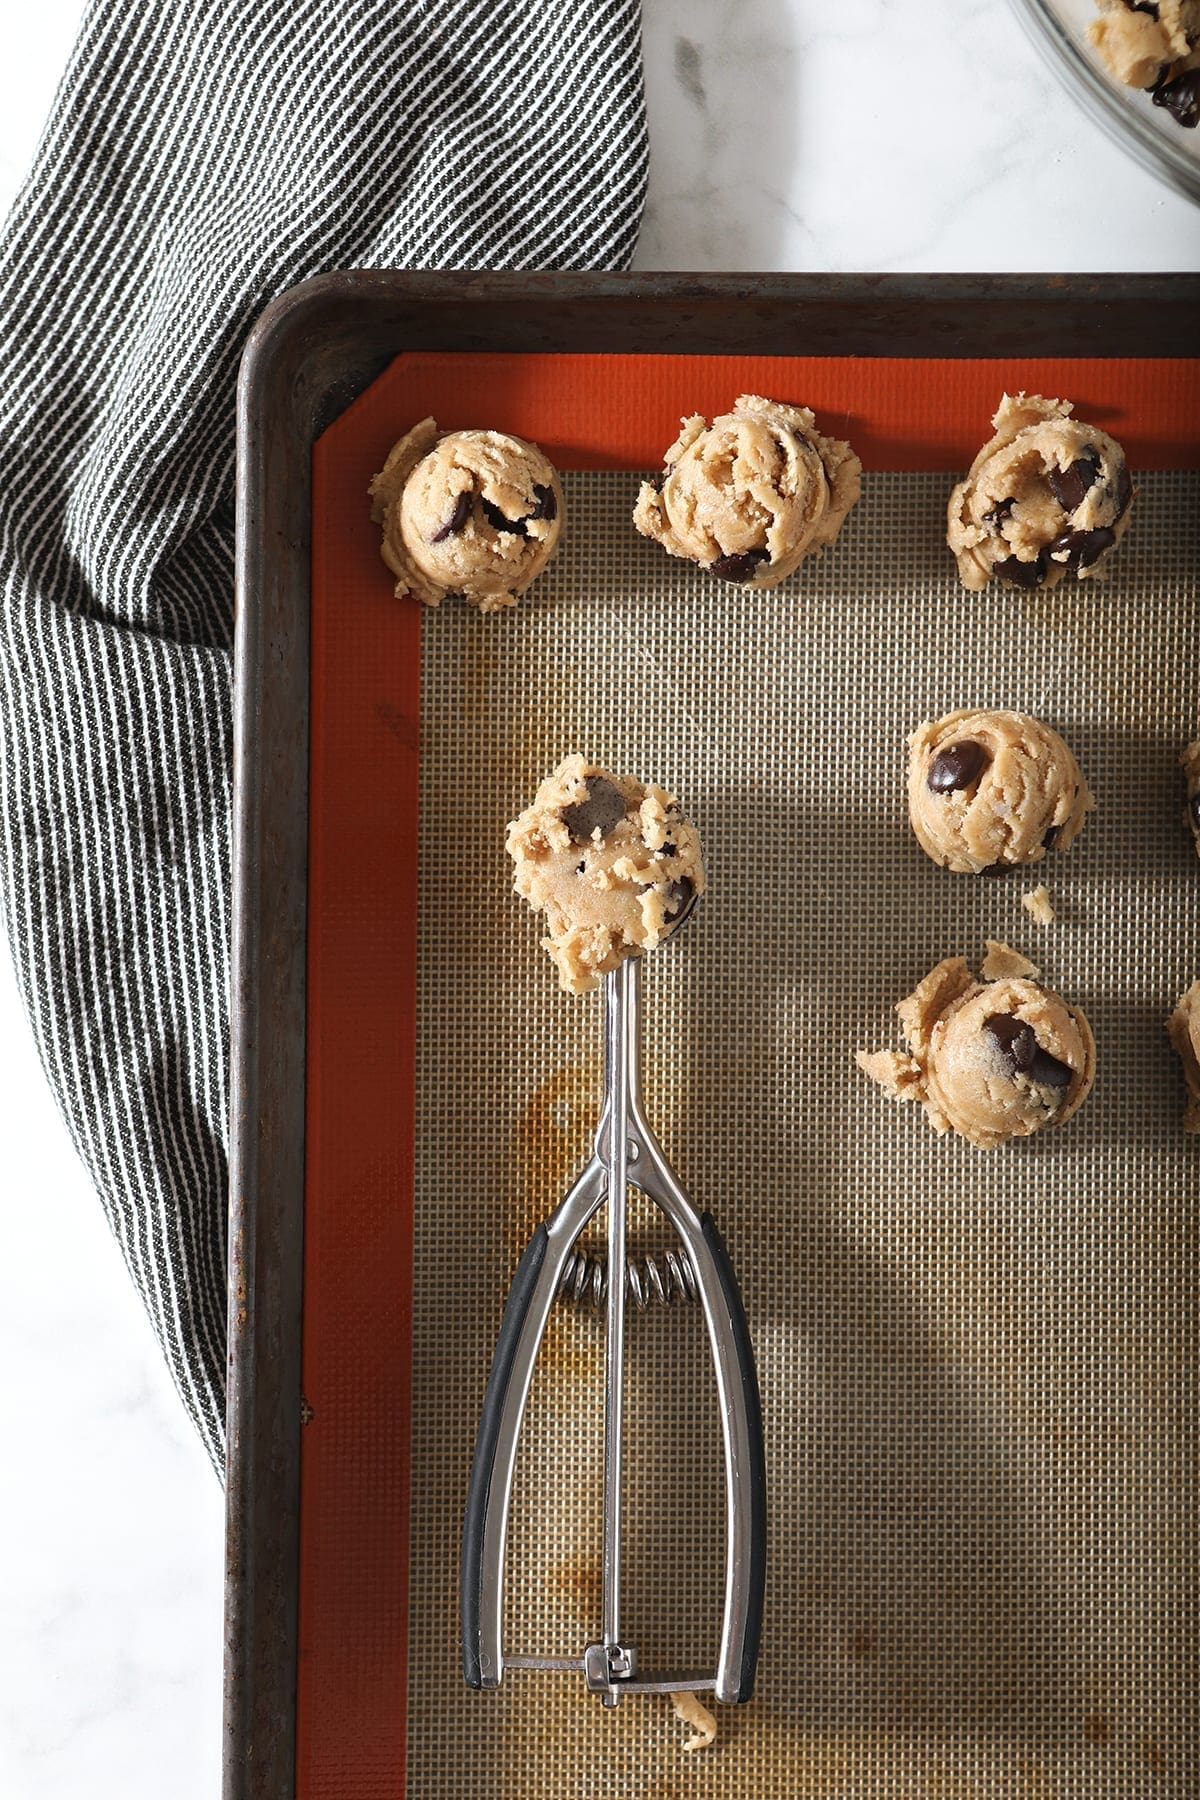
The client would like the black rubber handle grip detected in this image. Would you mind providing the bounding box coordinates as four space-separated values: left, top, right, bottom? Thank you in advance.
461 1223 549 1688
702 1211 767 1703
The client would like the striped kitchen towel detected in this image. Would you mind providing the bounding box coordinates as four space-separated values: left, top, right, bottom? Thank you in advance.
0 0 647 1473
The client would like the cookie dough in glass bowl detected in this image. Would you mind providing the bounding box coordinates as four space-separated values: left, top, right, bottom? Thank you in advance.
1008 0 1200 204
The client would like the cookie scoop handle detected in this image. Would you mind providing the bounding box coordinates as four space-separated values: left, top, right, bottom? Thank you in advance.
613 956 767 1704
461 1160 605 1689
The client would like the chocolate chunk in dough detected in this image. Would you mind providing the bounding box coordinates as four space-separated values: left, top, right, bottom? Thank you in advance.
1048 524 1117 570
995 551 1049 590
984 1013 1073 1087
431 489 473 543
1153 66 1200 126
481 496 529 537
927 739 989 794
710 548 770 583
1048 447 1102 511
561 777 628 844
666 875 698 924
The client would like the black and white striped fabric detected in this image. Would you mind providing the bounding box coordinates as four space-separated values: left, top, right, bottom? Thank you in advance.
0 0 647 1473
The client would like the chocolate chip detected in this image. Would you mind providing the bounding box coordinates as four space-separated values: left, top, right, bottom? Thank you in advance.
1127 2 1160 19
528 483 557 522
561 777 628 844
709 547 769 583
1043 822 1060 849
980 860 1015 877
1048 525 1116 571
984 1013 1073 1088
660 840 678 857
995 551 1048 590
1028 1046 1074 1089
575 862 586 875
983 497 1015 533
927 739 988 795
665 875 698 926
984 1014 1037 1069
1152 67 1200 127
431 490 472 543
1048 446 1101 513
481 497 528 537
1114 460 1133 519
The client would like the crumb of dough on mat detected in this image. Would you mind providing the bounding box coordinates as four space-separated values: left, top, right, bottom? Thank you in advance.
982 939 1040 981
854 1047 923 1101
671 1690 717 1752
1022 884 1055 925
507 755 705 993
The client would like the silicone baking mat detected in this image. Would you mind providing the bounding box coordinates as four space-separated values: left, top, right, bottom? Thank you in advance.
304 354 1199 1799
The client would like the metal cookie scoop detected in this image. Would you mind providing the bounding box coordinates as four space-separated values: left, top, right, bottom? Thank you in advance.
461 954 766 1706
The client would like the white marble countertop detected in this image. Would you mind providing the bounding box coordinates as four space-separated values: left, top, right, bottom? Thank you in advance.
0 3 1196 1795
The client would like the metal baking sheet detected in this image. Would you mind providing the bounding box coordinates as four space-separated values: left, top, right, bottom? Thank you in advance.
228 272 1200 1800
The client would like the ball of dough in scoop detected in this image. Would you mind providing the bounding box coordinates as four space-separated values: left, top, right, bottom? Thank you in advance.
633 393 861 589
856 954 1096 1149
947 393 1133 594
507 755 705 994
369 418 563 611
908 709 1093 875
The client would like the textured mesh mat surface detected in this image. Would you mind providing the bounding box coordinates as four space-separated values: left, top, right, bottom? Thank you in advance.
409 469 1197 1798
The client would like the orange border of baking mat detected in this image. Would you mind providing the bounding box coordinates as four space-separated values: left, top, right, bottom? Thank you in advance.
300 351 1199 1799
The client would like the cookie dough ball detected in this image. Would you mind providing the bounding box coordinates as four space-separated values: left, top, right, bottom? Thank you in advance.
633 393 861 589
1089 2 1200 126
1167 980 1200 1130
507 755 705 993
947 394 1133 593
1182 738 1200 854
908 709 1093 875
856 955 1096 1149
369 418 563 610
